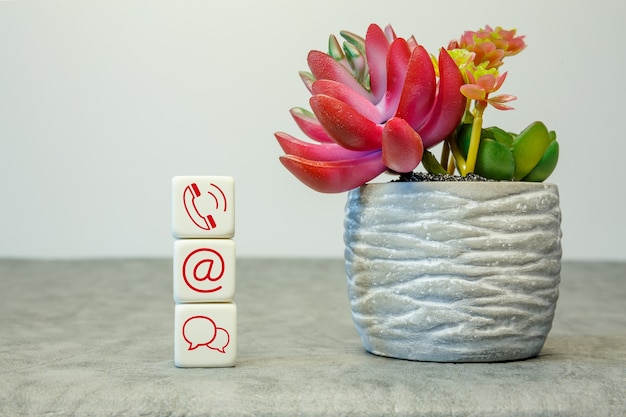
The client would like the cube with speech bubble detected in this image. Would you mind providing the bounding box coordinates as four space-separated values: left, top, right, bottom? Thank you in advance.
175 302 237 368
172 176 235 238
173 238 236 303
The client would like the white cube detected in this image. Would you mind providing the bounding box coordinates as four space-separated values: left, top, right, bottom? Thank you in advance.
175 303 237 368
172 176 235 238
173 239 236 303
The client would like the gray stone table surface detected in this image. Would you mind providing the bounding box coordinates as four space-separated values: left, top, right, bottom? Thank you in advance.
0 259 624 416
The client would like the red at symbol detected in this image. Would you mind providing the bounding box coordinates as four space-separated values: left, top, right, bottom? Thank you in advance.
182 248 225 293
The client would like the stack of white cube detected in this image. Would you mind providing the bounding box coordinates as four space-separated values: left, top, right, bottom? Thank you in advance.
171 176 237 368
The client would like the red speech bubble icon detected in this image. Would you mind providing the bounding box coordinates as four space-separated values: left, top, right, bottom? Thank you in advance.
183 316 217 350
208 327 230 354
182 316 230 354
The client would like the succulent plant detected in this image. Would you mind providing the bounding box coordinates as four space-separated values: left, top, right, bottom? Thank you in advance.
275 24 466 193
275 24 559 192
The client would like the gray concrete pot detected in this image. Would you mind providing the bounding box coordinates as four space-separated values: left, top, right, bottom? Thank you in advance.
344 181 562 362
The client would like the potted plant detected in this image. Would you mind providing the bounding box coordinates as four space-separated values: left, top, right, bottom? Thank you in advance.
274 24 562 362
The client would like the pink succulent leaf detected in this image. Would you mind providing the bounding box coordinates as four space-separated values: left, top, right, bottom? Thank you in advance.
381 117 424 173
493 71 508 90
310 95 383 151
275 132 374 161
298 71 315 93
395 45 437 130
476 73 498 91
307 50 368 98
365 23 391 103
507 37 526 55
312 79 382 123
383 24 398 41
378 38 411 121
488 102 515 111
465 69 477 84
279 152 386 193
289 107 334 143
417 48 466 148
460 83 488 101
487 94 516 110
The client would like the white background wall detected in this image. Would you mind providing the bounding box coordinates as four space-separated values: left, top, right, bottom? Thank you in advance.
1 0 624 260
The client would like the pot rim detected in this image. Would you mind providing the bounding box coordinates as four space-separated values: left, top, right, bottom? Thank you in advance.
356 180 558 189
349 180 559 195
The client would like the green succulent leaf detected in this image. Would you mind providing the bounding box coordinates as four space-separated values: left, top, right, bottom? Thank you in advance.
422 150 449 175
549 130 557 142
339 30 366 56
455 124 473 157
343 41 362 60
483 126 514 147
343 42 367 83
475 138 515 180
328 35 345 61
511 121 552 180
522 140 559 182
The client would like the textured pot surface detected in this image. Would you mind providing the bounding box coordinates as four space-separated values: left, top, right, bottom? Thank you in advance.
344 181 562 362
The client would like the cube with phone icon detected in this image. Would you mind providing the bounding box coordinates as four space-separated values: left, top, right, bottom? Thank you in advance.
172 176 235 238
174 302 237 368
173 238 236 303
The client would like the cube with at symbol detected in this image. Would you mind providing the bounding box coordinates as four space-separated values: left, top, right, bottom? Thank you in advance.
173 238 236 303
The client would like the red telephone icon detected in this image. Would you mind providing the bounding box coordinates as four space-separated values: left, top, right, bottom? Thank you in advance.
183 183 217 230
